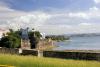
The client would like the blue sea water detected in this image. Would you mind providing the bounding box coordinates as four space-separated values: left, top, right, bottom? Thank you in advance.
53 36 100 50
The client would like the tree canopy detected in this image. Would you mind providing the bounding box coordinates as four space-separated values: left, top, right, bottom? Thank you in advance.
28 31 42 39
0 29 21 48
46 35 70 41
0 35 20 48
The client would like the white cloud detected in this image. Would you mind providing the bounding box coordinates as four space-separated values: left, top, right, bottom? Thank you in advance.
78 23 91 26
93 0 100 4
68 7 100 19
59 25 71 28
89 7 99 12
88 7 100 18
68 12 89 19
0 2 27 19
5 14 51 30
0 2 51 31
0 2 13 11
14 14 51 23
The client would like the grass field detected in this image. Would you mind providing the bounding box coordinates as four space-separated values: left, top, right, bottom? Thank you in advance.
0 53 100 67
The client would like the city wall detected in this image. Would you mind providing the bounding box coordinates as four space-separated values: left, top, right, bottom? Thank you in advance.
43 50 100 61
21 49 100 61
21 38 53 49
0 48 22 54
38 38 53 48
21 39 31 49
0 48 100 61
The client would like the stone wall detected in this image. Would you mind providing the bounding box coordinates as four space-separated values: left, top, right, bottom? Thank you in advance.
21 39 31 49
38 38 53 48
22 49 38 56
43 51 99 61
0 48 100 61
0 48 22 54
21 49 100 61
21 38 53 49
22 49 43 57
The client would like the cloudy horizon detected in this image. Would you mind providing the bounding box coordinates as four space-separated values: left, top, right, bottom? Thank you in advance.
0 0 100 35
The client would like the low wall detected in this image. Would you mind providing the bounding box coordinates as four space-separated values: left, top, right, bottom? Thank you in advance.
43 50 100 61
22 49 38 56
0 48 100 61
21 49 43 57
19 49 100 61
0 48 22 54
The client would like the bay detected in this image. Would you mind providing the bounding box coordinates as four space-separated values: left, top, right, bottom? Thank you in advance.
53 36 100 50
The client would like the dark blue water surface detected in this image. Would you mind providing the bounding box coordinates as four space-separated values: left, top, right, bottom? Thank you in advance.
53 36 100 50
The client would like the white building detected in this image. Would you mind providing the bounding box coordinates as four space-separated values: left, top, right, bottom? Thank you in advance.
0 32 2 39
22 29 28 39
40 32 45 39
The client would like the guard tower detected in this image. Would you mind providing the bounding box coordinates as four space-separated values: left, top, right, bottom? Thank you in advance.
30 32 39 49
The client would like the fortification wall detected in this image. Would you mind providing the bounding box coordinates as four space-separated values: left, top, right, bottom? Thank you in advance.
0 48 100 61
38 38 53 48
22 49 43 57
0 48 22 54
43 50 100 61
21 38 53 49
21 39 31 49
22 49 38 56
21 50 100 61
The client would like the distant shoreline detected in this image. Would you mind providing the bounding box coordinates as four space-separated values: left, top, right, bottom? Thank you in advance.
52 40 69 42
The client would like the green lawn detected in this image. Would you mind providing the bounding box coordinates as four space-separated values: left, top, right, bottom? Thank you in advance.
0 53 100 67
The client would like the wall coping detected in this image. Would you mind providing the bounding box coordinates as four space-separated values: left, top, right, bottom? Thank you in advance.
22 49 100 53
42 50 100 53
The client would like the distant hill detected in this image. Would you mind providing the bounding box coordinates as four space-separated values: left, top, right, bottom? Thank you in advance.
62 33 100 37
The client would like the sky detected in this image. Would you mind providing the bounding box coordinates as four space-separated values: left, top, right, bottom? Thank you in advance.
0 0 100 35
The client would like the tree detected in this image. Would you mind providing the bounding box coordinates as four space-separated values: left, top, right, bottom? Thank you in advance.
0 29 22 48
20 28 22 30
0 35 20 48
32 28 34 30
7 29 22 39
26 27 29 29
7 29 14 35
28 31 34 39
28 31 42 39
35 31 42 37
47 35 70 41
15 30 22 36
3 33 5 37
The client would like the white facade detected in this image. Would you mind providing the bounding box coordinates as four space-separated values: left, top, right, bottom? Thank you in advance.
40 32 45 39
0 32 2 39
22 29 28 39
